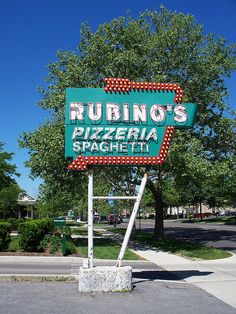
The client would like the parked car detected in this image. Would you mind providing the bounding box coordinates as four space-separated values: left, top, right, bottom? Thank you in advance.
217 211 227 217
107 214 121 225
194 213 212 219
100 215 107 223
148 214 156 219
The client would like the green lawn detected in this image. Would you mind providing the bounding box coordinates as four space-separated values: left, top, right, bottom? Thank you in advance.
7 227 230 261
72 238 139 260
203 216 236 225
71 228 99 236
5 234 140 260
184 216 236 225
107 228 232 260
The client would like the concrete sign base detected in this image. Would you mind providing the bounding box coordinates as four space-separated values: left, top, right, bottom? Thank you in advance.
78 266 132 293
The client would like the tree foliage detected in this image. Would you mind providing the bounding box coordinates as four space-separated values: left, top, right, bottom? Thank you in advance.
0 142 19 190
19 7 236 233
0 142 21 218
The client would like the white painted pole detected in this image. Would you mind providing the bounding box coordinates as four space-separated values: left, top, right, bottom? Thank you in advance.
88 168 94 268
93 196 137 200
116 171 149 267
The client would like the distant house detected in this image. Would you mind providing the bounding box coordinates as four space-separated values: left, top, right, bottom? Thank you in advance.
17 193 37 218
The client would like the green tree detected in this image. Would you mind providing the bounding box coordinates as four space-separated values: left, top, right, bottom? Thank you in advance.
204 156 236 209
0 142 21 218
169 133 236 216
162 178 182 215
0 184 22 218
0 142 19 189
19 7 236 237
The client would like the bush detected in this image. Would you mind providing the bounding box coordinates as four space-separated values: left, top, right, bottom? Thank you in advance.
50 235 61 254
39 234 51 252
7 236 20 252
66 240 77 255
7 218 25 230
49 234 77 255
0 222 11 250
19 219 53 252
54 226 72 237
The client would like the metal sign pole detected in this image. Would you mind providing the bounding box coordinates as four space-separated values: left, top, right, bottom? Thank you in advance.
88 168 94 268
116 171 149 267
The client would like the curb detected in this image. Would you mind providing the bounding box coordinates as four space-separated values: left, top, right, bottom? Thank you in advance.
0 255 149 264
0 256 83 264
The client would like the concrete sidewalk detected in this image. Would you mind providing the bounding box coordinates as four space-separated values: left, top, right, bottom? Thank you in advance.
136 249 236 309
98 227 236 308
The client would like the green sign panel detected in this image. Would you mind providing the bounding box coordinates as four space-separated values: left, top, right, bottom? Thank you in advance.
65 79 198 170
53 217 66 228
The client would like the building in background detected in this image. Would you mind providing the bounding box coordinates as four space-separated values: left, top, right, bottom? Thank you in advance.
17 193 37 218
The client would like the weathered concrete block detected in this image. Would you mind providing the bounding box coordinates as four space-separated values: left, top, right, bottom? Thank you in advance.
78 266 132 293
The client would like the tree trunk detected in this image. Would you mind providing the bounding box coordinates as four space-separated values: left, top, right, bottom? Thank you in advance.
154 184 164 239
147 176 164 240
199 201 203 221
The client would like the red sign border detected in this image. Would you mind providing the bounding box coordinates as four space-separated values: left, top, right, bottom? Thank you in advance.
103 78 184 103
67 126 174 170
67 78 181 171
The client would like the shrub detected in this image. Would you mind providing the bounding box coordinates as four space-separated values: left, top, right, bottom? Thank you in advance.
49 234 77 255
66 240 77 255
19 219 53 252
50 235 62 254
6 218 25 230
7 236 20 252
39 234 51 252
0 222 11 250
65 226 72 236
54 226 72 237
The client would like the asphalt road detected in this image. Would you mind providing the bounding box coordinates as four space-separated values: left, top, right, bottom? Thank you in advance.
127 219 236 253
0 260 160 276
1 221 236 313
166 220 236 253
1 281 235 314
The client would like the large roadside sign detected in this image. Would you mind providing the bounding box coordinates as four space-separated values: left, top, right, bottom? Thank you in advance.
65 78 198 170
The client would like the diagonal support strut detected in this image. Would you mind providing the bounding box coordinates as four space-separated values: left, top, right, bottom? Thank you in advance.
116 171 149 267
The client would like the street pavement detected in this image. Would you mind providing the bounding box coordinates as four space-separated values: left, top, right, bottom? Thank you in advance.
136 249 236 310
0 251 236 311
164 220 236 253
131 219 236 253
1 221 236 313
0 256 159 275
1 280 235 314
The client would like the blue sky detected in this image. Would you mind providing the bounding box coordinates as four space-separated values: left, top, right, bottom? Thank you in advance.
0 0 235 197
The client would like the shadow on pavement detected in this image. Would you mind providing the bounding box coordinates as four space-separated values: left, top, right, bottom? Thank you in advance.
132 269 212 284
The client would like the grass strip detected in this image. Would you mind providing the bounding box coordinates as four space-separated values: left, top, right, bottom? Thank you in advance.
71 228 99 236
73 238 140 260
6 233 140 260
107 228 232 260
183 216 236 225
0 276 75 283
204 216 236 225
